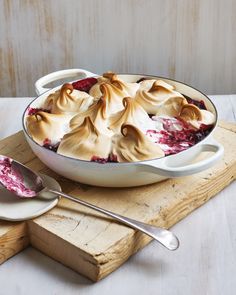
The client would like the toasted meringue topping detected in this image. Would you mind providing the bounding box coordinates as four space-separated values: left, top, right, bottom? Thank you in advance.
45 83 94 114
150 80 175 91
179 104 215 128
140 79 175 91
139 79 158 90
180 104 202 121
155 96 187 117
26 111 71 145
109 74 139 97
109 97 154 133
70 98 113 136
70 98 106 128
102 71 116 80
99 83 126 115
26 73 216 163
57 117 112 161
89 71 139 99
88 71 116 98
135 80 184 114
113 124 165 162
89 77 109 99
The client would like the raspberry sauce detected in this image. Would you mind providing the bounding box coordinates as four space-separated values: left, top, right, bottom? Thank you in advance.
42 139 60 152
72 77 98 93
27 107 51 115
147 118 213 155
91 154 118 164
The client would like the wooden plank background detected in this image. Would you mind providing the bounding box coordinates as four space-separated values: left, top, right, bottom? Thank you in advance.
0 0 235 97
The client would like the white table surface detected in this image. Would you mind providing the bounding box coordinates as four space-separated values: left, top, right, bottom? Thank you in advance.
0 95 236 295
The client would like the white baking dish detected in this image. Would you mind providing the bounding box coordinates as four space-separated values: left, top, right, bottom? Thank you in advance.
22 69 224 187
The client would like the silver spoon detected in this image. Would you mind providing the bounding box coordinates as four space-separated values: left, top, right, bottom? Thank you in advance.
0 156 179 251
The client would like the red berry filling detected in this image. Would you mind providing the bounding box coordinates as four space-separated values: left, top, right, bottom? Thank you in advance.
183 95 207 110
27 107 51 115
146 118 213 155
108 154 118 162
91 154 118 164
43 143 60 152
43 139 60 152
72 77 98 93
91 156 107 164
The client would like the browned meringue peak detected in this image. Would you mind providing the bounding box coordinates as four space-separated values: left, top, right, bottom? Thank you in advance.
88 71 116 98
140 79 175 92
108 73 139 97
45 83 94 115
89 71 139 99
180 104 202 121
57 117 112 161
155 96 188 117
69 98 113 136
139 79 160 90
26 111 71 145
99 82 127 115
113 124 165 162
109 97 154 133
179 104 215 128
89 77 109 99
135 80 184 114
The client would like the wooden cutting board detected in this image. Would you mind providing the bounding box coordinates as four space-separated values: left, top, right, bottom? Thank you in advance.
0 121 236 282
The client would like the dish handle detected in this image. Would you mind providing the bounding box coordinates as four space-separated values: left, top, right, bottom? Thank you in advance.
137 139 224 177
35 68 97 95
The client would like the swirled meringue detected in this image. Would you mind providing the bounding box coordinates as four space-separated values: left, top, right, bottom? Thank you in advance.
89 72 139 99
155 96 187 117
45 83 94 114
109 97 154 133
139 79 159 90
99 82 126 115
26 111 71 145
179 104 215 128
88 71 117 98
109 74 139 97
113 124 165 162
70 98 113 136
57 117 112 161
135 80 184 114
89 76 109 99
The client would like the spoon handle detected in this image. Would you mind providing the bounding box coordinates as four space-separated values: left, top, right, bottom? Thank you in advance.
48 189 179 251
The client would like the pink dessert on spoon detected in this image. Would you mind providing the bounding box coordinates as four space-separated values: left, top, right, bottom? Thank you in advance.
0 156 36 197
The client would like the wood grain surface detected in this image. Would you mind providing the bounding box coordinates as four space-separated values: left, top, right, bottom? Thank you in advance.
0 222 29 264
0 121 235 281
0 0 235 97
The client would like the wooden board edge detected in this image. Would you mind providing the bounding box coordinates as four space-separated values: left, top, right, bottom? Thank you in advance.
0 130 23 145
27 217 154 282
27 220 100 282
0 222 29 264
218 121 236 132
